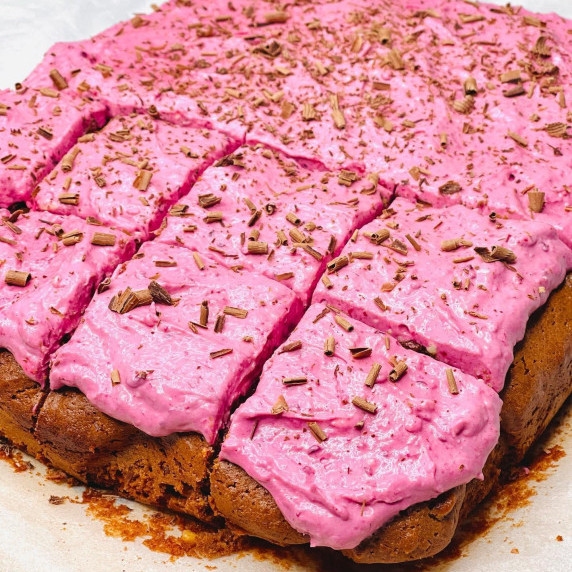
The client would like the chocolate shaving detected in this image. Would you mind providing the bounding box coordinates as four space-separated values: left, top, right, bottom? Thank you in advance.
334 314 353 332
324 335 335 356
446 369 459 395
352 396 377 414
247 240 268 254
474 246 517 264
170 204 189 217
279 340 302 354
61 147 80 172
405 233 421 252
307 421 327 442
321 275 333 289
528 191 545 213
349 347 372 359
198 193 221 208
49 69 68 90
253 39 282 59
110 369 121 385
441 238 473 251
91 232 116 246
544 122 568 138
214 314 225 333
210 348 233 359
365 363 382 388
148 281 173 306
271 395 289 415
389 360 408 382
133 170 153 191
366 229 390 245
61 230 83 246
199 300 209 327
109 287 152 314
439 181 462 195
386 239 408 256
282 376 308 386
193 252 205 270
58 193 79 206
5 270 31 287
327 255 349 274
223 306 248 319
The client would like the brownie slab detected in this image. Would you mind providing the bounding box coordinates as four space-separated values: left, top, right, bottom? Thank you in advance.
49 240 303 443
211 272 571 562
33 115 238 240
218 303 501 550
0 88 106 207
0 210 134 383
157 144 386 304
313 197 572 391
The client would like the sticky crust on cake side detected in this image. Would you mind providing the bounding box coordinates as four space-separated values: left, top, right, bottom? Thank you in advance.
210 273 572 563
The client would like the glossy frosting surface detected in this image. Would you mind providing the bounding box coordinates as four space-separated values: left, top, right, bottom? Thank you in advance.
0 210 134 383
221 303 502 549
50 240 303 443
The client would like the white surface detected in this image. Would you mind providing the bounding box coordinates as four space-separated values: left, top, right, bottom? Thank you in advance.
0 1 571 571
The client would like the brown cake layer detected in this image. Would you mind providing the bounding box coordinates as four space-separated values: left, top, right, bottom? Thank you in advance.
0 355 215 523
0 274 569 564
210 274 572 564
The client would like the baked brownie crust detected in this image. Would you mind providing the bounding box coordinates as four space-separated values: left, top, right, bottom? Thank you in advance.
0 273 570 562
501 274 572 460
0 350 46 458
210 458 466 563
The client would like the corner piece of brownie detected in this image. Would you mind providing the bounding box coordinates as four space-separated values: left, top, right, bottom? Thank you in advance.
33 115 238 240
0 88 106 207
219 303 501 550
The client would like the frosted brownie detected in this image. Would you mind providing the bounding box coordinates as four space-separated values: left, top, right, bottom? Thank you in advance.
217 303 501 550
0 272 568 558
32 115 237 240
0 350 216 523
156 144 386 304
0 210 134 383
49 240 303 442
383 1 572 247
0 88 106 207
313 197 572 390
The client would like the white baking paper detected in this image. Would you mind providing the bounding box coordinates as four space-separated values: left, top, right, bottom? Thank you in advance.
0 1 571 570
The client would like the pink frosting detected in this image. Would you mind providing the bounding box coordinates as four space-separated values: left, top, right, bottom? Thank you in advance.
0 88 106 207
49 240 303 443
33 115 238 240
221 303 502 549
387 1 572 249
19 2 572 250
0 210 134 383
313 197 572 391
156 144 386 304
